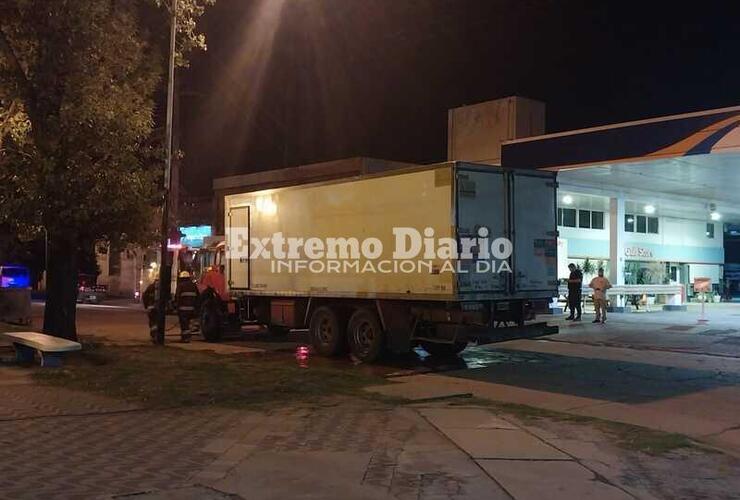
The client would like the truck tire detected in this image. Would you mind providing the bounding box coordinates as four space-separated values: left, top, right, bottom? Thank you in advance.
347 308 385 363
420 341 467 358
200 299 223 343
309 306 345 356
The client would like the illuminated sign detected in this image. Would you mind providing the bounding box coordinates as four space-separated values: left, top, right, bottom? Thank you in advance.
693 277 711 293
179 225 212 248
624 247 653 259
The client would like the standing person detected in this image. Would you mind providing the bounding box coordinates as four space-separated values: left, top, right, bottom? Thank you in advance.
142 279 158 310
566 263 583 321
589 268 612 324
175 271 199 343
144 279 159 343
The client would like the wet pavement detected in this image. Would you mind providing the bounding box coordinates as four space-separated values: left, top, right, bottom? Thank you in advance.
451 347 740 403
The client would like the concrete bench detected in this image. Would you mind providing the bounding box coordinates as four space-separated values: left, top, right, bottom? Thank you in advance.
2 331 81 367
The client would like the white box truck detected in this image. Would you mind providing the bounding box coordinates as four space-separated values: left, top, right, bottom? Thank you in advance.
206 161 558 362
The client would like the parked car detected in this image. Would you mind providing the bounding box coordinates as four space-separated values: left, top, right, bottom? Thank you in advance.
77 274 107 304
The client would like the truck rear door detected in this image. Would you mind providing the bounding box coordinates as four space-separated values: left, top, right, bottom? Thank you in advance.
226 206 250 290
510 171 558 295
455 167 508 293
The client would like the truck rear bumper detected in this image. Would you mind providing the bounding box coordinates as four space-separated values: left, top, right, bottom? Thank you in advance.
465 321 558 345
414 321 557 346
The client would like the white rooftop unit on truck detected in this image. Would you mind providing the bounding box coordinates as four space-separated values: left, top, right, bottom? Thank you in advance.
213 161 558 362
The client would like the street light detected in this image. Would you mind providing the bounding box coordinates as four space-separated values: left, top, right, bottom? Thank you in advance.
155 0 178 345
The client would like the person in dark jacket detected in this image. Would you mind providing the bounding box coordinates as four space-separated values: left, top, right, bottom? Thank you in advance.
142 279 158 310
144 279 160 343
175 271 199 342
566 263 583 321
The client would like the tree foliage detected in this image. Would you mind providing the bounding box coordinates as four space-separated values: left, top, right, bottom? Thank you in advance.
0 0 214 338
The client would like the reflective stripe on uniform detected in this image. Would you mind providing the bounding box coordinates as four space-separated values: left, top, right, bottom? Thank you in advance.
178 306 195 311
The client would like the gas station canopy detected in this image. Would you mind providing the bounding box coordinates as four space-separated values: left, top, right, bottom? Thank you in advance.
502 106 740 222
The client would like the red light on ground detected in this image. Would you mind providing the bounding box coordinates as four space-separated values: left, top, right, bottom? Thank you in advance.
295 345 309 368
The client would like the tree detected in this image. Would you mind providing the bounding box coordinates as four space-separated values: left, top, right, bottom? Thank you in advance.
582 258 595 276
0 0 214 339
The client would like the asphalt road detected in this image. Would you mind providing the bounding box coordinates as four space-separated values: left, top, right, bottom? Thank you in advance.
27 300 157 344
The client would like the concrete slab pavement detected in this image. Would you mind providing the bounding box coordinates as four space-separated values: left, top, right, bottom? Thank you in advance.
204 404 510 500
3 361 739 499
212 451 391 500
440 428 568 460
477 460 633 500
113 485 238 499
367 373 605 412
540 302 740 358
366 365 740 454
418 408 519 430
501 338 740 374
418 407 640 500
365 307 740 456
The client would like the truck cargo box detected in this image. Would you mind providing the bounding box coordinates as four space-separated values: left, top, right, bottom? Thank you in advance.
224 161 557 301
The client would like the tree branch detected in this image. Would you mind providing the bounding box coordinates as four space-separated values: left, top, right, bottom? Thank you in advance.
0 98 20 137
0 24 30 93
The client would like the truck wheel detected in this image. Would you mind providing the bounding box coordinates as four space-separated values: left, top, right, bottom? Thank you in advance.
200 300 223 342
420 341 467 358
347 308 384 363
309 306 345 356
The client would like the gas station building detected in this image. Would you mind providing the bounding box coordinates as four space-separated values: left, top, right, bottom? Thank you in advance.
450 97 740 304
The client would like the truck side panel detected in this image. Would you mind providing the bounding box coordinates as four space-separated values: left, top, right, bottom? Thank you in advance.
225 167 456 297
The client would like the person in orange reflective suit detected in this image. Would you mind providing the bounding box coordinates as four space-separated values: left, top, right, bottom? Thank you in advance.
199 264 227 301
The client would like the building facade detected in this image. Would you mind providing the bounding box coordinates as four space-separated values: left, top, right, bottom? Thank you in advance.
556 191 724 294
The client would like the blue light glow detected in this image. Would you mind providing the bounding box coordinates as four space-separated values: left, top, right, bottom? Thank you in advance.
0 265 31 288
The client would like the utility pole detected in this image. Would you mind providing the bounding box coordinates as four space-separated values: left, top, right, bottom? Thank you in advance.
155 0 178 345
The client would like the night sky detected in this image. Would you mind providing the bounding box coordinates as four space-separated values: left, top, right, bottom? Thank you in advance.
179 0 740 196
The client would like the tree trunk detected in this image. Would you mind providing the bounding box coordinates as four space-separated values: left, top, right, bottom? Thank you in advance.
43 235 79 340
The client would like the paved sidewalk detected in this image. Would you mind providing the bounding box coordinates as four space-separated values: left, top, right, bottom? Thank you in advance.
366 367 740 456
0 367 506 499
188 401 508 500
541 302 740 358
3 365 739 499
417 407 639 500
0 369 247 500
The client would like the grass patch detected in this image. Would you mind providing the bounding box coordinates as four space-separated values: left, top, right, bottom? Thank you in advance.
444 397 699 455
33 343 389 409
606 423 697 455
